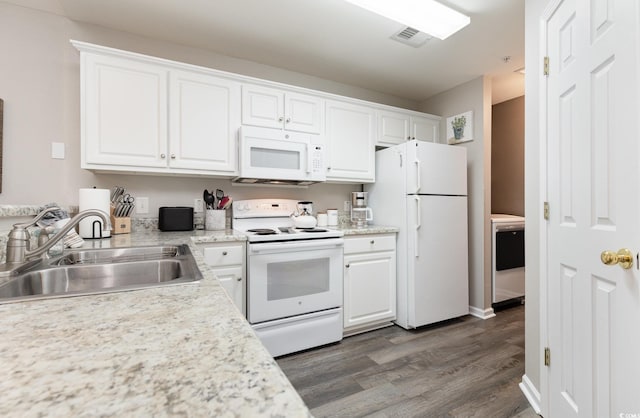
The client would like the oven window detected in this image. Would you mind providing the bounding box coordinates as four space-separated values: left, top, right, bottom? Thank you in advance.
267 258 330 300
250 147 300 170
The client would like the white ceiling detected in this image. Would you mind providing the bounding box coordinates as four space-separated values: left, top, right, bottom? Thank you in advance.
58 0 525 105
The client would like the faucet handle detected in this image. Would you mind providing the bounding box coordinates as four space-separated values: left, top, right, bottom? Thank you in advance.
12 207 61 229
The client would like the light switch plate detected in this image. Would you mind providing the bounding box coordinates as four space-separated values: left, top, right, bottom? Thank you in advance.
137 197 149 214
194 198 204 213
51 142 65 159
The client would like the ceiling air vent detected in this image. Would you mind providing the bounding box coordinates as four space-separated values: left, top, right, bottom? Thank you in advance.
390 26 432 47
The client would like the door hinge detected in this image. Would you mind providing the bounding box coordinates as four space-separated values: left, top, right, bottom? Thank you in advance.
543 56 550 76
543 201 550 220
544 347 551 366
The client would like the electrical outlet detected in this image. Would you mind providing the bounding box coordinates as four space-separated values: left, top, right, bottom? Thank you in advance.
194 198 204 213
344 201 351 212
137 197 149 214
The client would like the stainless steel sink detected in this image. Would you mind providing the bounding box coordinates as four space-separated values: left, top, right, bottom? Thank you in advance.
0 244 202 303
54 245 183 265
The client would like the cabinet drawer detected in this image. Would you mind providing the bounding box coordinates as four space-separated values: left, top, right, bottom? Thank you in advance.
344 234 395 254
202 244 244 266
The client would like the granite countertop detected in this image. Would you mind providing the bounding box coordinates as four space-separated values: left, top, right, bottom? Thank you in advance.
0 229 310 418
334 225 399 235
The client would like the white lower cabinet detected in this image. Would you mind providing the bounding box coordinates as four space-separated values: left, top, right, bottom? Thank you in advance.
343 234 396 335
199 242 246 315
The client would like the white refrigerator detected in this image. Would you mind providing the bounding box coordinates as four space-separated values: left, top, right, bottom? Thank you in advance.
365 140 469 329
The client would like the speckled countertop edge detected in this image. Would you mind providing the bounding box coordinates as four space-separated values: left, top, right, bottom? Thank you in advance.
336 225 399 235
0 230 310 418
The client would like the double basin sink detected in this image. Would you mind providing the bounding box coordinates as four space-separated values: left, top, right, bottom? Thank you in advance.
0 244 202 304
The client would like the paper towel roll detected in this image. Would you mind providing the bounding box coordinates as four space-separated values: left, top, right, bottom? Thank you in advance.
79 188 111 238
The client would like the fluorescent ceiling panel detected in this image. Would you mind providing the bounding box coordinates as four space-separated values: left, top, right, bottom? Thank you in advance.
344 0 470 40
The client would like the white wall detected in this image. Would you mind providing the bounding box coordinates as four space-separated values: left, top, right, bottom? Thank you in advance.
419 76 493 312
0 1 418 214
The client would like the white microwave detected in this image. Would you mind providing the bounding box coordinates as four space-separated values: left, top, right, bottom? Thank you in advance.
235 126 326 186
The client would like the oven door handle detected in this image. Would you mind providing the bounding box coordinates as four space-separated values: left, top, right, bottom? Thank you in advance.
249 238 344 255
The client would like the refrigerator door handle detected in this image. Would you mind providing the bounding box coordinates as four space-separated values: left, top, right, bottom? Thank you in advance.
414 159 421 193
415 196 421 257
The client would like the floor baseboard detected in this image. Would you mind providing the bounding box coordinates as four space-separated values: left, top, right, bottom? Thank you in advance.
469 305 496 319
519 374 542 415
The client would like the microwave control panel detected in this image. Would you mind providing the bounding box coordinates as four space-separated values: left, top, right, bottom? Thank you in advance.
310 145 324 175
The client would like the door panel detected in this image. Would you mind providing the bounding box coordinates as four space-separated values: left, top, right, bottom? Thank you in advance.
545 0 640 416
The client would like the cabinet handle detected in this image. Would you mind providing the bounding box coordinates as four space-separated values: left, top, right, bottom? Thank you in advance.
407 136 411 140
160 153 166 159
370 240 375 244
222 251 228 256
170 154 176 159
236 277 242 282
412 136 416 140
278 117 284 122
286 117 291 123
345 264 350 268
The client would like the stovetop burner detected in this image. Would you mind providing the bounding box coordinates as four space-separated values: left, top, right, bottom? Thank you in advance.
247 228 277 235
233 199 345 242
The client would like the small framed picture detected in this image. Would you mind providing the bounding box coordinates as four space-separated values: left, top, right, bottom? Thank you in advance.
446 110 473 145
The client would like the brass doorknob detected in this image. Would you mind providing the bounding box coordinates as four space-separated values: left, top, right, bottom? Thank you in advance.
600 248 634 269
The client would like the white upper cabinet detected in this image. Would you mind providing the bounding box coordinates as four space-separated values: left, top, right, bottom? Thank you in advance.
410 114 440 143
376 110 440 146
377 110 410 146
169 70 240 173
83 53 169 168
80 48 240 176
241 85 322 134
325 100 376 183
75 42 442 180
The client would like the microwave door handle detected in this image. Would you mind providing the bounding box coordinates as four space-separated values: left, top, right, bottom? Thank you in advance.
306 143 312 174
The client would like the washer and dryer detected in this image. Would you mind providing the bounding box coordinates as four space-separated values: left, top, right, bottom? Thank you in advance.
491 214 525 305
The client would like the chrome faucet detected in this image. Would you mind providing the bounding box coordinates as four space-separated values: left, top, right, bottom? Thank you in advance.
4 207 111 265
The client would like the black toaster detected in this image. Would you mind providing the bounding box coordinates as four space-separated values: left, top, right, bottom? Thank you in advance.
158 207 194 231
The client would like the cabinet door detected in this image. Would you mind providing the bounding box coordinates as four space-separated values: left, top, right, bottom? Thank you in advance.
284 92 323 134
411 115 440 142
325 100 376 182
169 71 240 173
241 85 284 129
212 266 245 315
377 110 410 146
83 53 168 168
344 251 396 329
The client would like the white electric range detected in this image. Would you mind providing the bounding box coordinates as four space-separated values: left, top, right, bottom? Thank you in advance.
233 199 345 357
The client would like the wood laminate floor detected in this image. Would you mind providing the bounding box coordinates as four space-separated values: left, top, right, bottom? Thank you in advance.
277 304 538 418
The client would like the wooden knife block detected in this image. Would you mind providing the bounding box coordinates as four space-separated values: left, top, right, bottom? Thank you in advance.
110 206 131 235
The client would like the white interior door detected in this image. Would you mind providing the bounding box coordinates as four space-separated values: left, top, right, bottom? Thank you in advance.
545 0 640 416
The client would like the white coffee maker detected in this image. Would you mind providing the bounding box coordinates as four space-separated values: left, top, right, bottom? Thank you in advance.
350 192 373 228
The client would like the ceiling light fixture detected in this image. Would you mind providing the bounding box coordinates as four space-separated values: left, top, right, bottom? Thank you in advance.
343 0 470 40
